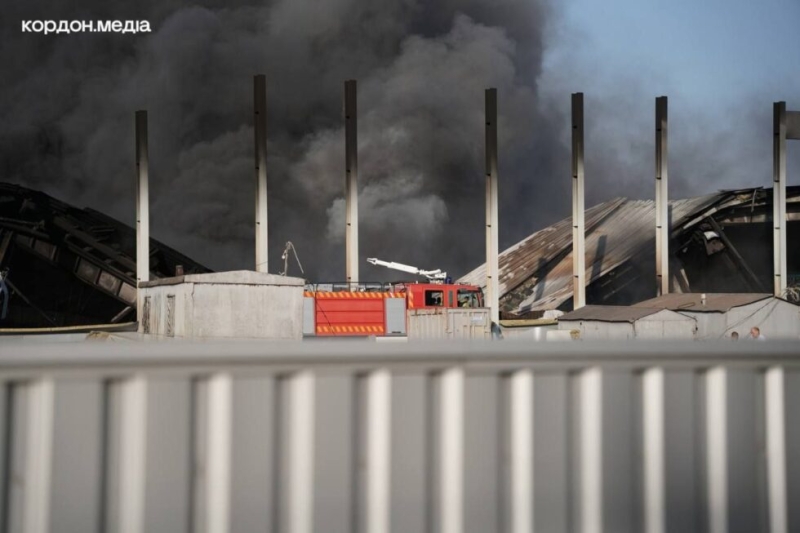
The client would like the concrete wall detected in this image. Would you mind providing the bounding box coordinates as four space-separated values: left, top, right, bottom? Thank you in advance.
559 320 634 340
725 299 800 340
500 325 556 341
684 311 728 340
560 310 696 340
139 271 304 340
684 298 800 340
633 310 697 339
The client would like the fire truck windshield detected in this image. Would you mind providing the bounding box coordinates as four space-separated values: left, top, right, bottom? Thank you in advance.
457 289 482 308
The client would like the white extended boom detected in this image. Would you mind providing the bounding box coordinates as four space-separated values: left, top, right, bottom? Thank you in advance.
366 257 448 282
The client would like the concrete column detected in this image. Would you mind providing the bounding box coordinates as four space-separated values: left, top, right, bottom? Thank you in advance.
485 88 500 324
773 102 787 297
572 93 586 309
117 377 148 533
135 111 150 322
345 80 359 284
578 367 602 533
438 368 464 533
205 374 233 533
23 379 55 533
705 367 728 533
285 372 315 533
509 370 534 533
765 367 788 533
642 367 666 533
254 75 269 273
655 97 669 296
365 370 391 533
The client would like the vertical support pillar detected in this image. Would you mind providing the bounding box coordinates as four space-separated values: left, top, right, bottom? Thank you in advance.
365 370 391 533
773 102 787 297
642 368 666 533
705 367 727 533
286 372 315 533
578 367 602 533
485 88 500 324
205 374 233 533
345 80 359 285
655 97 669 296
23 379 54 533
118 376 148 533
254 75 269 273
572 93 586 309
439 368 464 533
765 367 788 533
509 370 534 533
135 111 150 323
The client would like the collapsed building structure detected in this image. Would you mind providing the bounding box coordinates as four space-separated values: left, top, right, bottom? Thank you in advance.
0 182 210 328
459 186 800 318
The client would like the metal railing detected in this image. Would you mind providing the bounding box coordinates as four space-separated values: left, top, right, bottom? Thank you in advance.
0 340 797 533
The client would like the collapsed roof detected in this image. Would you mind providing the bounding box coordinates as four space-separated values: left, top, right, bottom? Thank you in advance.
0 183 211 328
459 187 800 317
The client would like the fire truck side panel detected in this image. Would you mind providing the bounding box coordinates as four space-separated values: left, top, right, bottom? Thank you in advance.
314 297 385 336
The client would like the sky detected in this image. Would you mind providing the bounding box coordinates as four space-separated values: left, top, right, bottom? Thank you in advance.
536 0 800 206
1 0 798 278
553 0 800 102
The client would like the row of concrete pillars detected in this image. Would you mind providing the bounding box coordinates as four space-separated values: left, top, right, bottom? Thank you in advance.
571 95 798 308
134 78 798 324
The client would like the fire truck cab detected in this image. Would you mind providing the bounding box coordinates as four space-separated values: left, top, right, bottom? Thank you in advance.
396 282 483 310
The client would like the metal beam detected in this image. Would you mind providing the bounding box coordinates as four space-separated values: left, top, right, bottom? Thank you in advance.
655 96 669 296
135 110 150 322
254 75 269 273
707 217 765 292
0 230 13 268
773 102 787 297
572 93 586 309
485 88 500 324
345 80 359 284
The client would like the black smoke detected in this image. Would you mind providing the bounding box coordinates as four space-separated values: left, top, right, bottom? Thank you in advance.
1 0 796 281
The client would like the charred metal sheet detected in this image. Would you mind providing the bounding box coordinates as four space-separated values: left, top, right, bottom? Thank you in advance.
0 182 211 328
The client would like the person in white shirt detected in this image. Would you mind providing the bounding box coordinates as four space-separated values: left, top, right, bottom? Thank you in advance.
749 326 766 341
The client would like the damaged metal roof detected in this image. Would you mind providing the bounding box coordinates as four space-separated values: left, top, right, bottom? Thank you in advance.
633 293 773 312
0 182 211 328
459 186 800 315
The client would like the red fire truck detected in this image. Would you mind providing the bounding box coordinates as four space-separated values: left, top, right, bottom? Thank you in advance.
303 259 484 337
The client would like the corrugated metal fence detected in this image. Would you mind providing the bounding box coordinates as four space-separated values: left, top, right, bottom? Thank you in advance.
0 340 798 533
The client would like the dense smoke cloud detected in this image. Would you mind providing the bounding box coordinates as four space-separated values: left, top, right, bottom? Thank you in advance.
1 0 793 280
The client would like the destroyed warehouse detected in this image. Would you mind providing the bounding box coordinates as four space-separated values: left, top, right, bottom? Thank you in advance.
1 183 798 328
460 186 800 318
